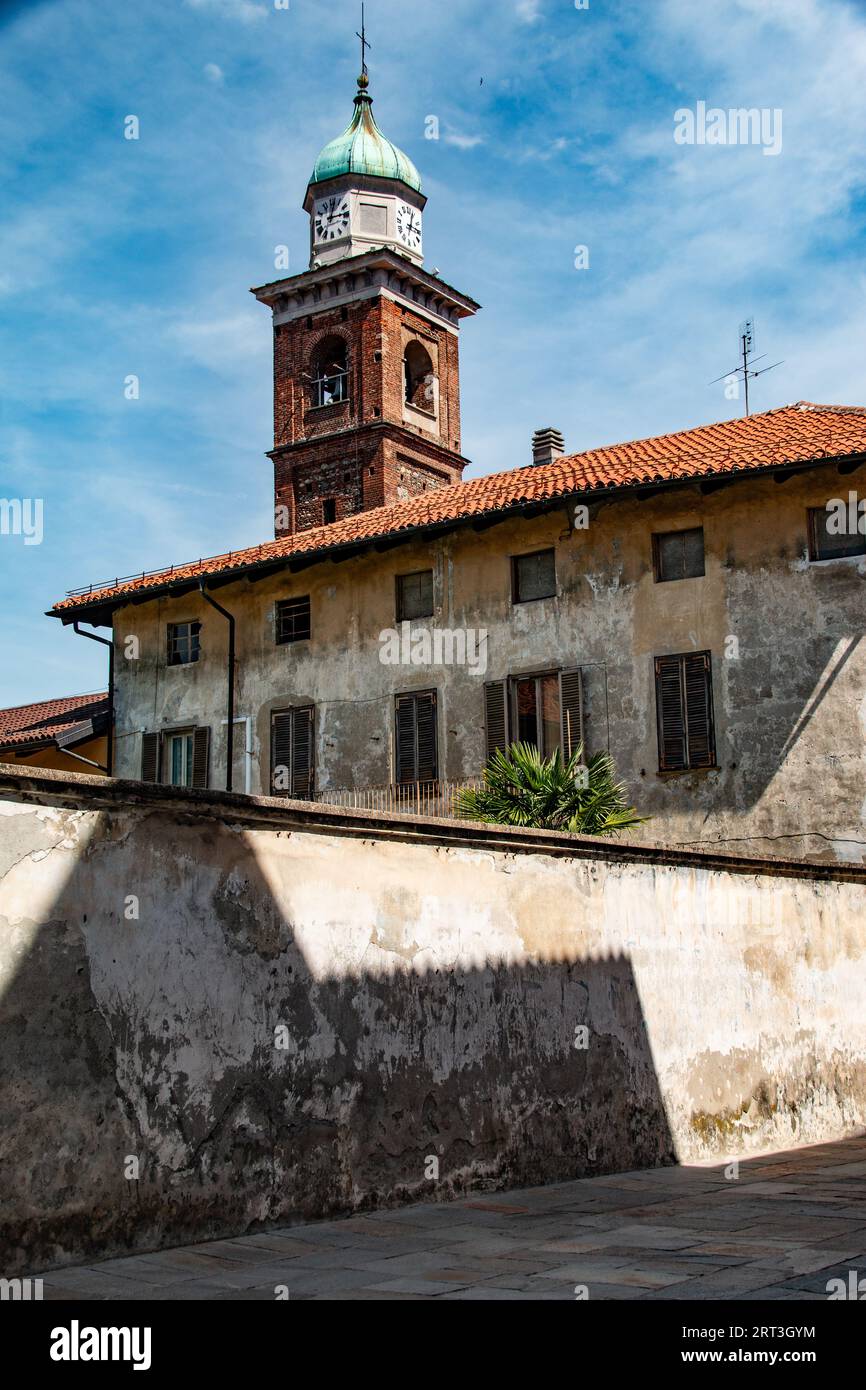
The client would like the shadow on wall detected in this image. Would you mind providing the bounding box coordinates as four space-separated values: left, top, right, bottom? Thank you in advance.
0 791 674 1276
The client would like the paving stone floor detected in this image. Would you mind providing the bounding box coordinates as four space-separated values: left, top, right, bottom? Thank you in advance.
40 1134 866 1301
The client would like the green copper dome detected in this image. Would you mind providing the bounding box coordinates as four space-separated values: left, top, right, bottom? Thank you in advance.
309 75 422 193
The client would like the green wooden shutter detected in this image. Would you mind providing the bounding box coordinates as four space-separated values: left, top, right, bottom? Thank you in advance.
141 732 160 783
559 669 584 760
192 726 210 789
483 680 509 761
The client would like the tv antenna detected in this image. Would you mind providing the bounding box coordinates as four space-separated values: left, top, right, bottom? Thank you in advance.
708 318 784 416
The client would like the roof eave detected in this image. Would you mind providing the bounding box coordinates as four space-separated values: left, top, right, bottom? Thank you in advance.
48 446 866 626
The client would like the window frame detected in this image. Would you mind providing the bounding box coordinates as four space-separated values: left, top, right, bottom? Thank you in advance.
654 651 716 773
394 689 439 788
270 705 315 800
275 595 311 646
511 548 557 605
165 729 195 787
166 620 201 667
807 504 866 563
652 527 705 583
396 569 434 623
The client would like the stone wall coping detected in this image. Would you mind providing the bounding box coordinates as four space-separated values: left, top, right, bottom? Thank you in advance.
2 762 864 884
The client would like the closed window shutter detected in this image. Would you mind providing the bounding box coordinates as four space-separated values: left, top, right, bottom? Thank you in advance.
271 711 293 793
395 694 418 784
483 680 509 761
415 692 437 783
655 656 687 770
291 706 314 799
192 726 210 789
683 652 715 768
395 692 438 784
559 669 584 760
141 732 160 783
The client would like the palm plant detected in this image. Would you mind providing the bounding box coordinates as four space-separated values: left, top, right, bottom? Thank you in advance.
453 741 646 837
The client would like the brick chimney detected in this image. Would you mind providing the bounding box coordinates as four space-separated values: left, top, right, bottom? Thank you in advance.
532 427 565 467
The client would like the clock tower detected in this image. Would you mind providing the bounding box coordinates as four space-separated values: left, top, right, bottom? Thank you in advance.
252 67 479 537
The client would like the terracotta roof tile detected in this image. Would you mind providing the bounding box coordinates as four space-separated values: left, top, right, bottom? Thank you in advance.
51 402 866 615
0 692 109 749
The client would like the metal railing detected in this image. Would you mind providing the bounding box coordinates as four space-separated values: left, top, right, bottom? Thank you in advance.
314 777 483 820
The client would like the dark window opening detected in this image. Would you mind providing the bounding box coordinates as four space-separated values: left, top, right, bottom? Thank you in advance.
276 595 311 644
397 569 434 621
310 335 348 408
655 651 716 771
653 528 705 582
512 549 556 603
167 620 201 666
395 690 438 787
271 706 314 799
404 340 436 412
808 504 866 561
322 497 337 524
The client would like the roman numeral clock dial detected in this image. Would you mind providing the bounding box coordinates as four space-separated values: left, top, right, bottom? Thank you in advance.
314 196 350 242
396 202 422 250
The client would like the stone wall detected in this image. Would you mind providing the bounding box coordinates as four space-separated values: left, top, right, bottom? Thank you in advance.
2 766 865 1275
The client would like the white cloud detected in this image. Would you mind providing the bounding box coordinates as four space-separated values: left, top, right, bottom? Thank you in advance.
185 0 266 22
516 0 542 22
444 132 485 150
204 62 225 84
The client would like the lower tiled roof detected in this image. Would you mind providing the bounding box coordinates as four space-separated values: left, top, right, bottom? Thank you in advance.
50 402 866 616
0 692 109 749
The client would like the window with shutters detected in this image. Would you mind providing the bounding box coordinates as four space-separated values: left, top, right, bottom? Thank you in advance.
512 549 556 603
483 669 584 763
270 706 314 799
141 727 210 788
808 505 866 561
396 569 434 622
654 652 716 772
653 528 705 582
275 596 311 644
167 620 201 666
394 690 438 787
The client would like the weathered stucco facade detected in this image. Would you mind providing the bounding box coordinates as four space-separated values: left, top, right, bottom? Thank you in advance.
104 458 866 860
2 768 865 1273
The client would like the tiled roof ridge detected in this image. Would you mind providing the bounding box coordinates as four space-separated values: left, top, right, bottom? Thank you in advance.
50 402 866 614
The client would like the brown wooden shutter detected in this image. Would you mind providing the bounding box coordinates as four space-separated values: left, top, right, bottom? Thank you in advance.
141 732 160 783
655 652 715 770
415 692 437 783
395 692 438 784
192 726 210 789
483 680 509 761
683 652 715 768
291 706 314 799
271 711 293 795
559 669 584 760
655 656 687 770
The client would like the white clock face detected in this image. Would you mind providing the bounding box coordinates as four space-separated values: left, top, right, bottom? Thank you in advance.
396 201 422 250
314 195 350 242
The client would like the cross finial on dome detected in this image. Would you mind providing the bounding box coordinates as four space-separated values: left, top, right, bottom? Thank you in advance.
356 3 370 84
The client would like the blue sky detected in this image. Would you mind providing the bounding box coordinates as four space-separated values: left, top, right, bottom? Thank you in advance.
1 0 865 707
